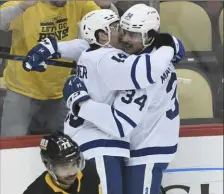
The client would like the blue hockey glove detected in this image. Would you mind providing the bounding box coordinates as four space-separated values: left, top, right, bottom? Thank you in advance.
63 75 90 115
171 38 185 64
23 37 61 72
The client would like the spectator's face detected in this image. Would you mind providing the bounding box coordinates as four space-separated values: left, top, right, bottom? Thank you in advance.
50 0 67 7
121 30 144 54
52 160 80 185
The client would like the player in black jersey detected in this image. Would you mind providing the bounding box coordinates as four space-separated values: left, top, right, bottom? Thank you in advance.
23 132 101 194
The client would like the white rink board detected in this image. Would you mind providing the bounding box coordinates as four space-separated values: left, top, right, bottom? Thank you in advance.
0 136 223 194
162 136 223 194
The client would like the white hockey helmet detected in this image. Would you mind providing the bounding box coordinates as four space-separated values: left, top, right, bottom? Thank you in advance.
120 4 160 46
79 9 120 46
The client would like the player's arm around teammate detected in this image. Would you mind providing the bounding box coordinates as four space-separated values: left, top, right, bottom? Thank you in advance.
0 0 117 137
61 5 185 194
63 74 148 139
22 35 178 90
22 7 183 91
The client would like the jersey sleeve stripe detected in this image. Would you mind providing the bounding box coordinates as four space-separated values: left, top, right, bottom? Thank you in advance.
111 106 125 137
115 109 137 128
145 54 155 84
130 144 178 157
80 139 130 152
131 56 141 89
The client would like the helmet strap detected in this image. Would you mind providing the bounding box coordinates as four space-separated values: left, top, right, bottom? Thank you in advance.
138 33 155 54
48 164 73 189
140 29 159 53
95 28 112 47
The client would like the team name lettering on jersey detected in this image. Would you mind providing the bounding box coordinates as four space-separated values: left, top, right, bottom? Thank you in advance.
76 65 88 79
161 67 171 84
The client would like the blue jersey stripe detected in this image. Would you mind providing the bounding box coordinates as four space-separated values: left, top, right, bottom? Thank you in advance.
115 109 137 128
145 54 155 84
130 144 178 157
131 56 141 89
80 139 130 152
111 106 125 137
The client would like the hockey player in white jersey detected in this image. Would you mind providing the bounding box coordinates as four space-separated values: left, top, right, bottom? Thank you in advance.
120 6 181 194
62 5 184 194
22 6 184 194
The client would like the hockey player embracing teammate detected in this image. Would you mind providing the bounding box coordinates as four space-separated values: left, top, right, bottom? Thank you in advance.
23 4 185 194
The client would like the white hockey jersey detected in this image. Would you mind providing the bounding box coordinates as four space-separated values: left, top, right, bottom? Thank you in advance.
64 45 176 160
126 62 180 166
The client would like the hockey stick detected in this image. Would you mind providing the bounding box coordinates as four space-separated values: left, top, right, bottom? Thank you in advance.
0 51 76 68
0 52 193 84
177 77 192 85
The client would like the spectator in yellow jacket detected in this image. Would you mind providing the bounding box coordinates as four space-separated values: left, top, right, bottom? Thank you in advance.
0 0 118 137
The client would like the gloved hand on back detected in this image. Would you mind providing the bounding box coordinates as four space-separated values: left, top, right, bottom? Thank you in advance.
155 33 185 64
63 75 90 115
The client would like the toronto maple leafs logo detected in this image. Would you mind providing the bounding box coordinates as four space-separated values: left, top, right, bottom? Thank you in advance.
125 13 133 20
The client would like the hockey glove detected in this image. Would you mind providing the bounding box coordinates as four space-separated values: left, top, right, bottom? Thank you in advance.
23 37 61 72
63 75 90 115
154 33 176 50
155 33 185 64
171 37 185 64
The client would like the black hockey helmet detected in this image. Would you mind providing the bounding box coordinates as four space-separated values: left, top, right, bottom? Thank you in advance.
40 132 84 168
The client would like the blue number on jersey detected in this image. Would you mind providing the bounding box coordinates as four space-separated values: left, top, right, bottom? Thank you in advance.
121 90 147 111
166 72 179 120
111 53 128 63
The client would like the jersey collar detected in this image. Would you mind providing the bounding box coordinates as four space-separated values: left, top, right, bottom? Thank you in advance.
45 171 83 193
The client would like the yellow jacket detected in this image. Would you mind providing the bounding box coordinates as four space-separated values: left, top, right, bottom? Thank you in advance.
1 1 99 99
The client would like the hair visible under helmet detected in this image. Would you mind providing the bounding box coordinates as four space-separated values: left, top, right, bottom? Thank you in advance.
79 9 120 47
120 4 160 48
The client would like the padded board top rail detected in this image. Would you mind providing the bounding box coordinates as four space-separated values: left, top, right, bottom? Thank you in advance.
0 124 223 149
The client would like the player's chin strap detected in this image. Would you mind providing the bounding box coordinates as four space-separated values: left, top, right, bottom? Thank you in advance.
138 30 157 54
96 39 113 48
48 166 68 188
138 37 155 54
143 39 155 53
139 29 160 53
95 27 119 48
96 41 111 47
48 166 76 189
47 153 86 188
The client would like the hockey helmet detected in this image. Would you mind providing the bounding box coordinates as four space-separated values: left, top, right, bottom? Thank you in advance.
40 132 85 174
120 4 160 47
79 9 120 46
